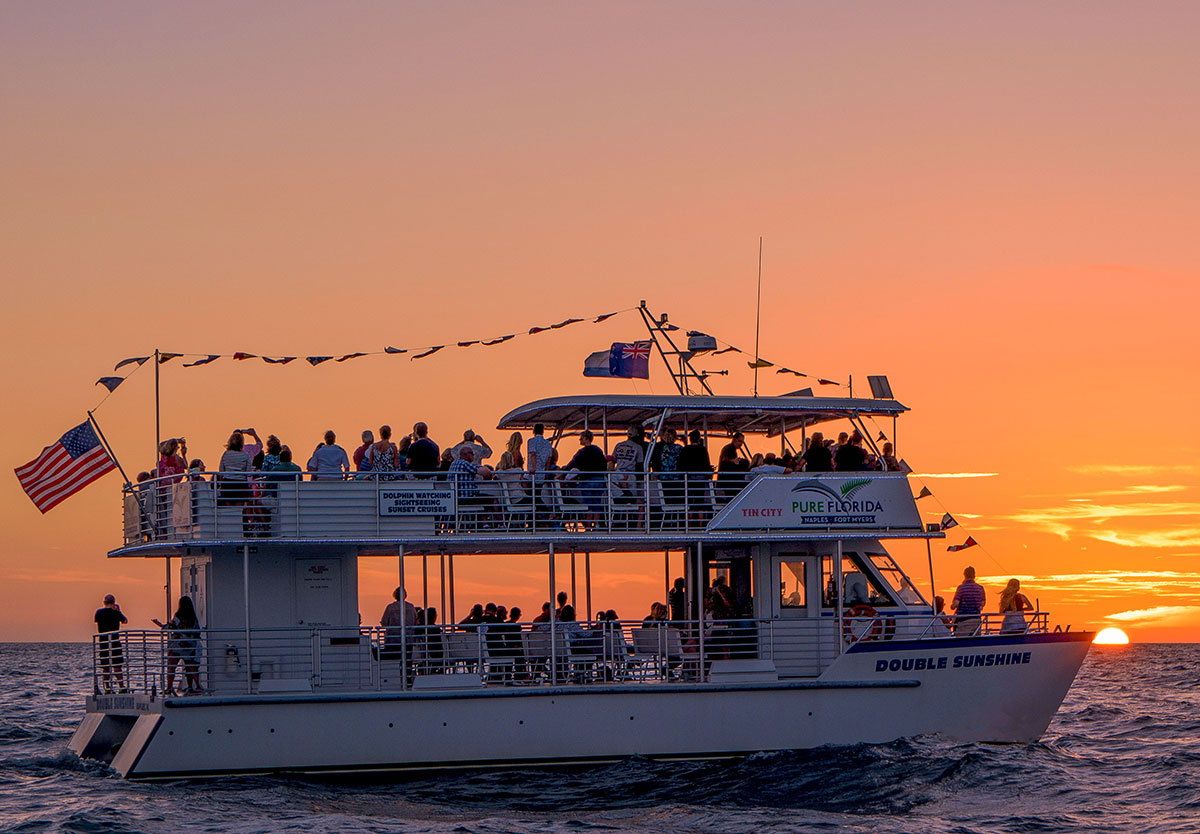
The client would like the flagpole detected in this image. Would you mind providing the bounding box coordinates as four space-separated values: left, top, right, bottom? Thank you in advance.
154 348 161 466
153 349 169 621
753 236 762 398
87 411 132 488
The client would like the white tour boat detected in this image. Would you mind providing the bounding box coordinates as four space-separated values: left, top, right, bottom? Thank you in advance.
69 323 1092 779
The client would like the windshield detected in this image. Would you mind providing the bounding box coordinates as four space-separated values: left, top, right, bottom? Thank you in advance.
866 552 926 605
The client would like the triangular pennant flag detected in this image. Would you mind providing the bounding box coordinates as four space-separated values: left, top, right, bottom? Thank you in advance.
661 323 679 331
306 356 333 366
482 335 515 346
262 356 296 365
551 318 584 329
877 432 888 442
233 352 258 361
95 377 124 392
941 513 958 531
114 356 149 371
947 536 977 552
713 346 741 355
158 353 182 363
457 340 481 348
775 368 807 377
529 326 550 335
817 378 839 386
183 354 220 367
337 353 367 362
747 359 774 369
412 346 444 360
593 312 618 323
384 346 407 355
915 486 933 500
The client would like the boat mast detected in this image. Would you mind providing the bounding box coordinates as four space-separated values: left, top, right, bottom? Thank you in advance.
636 301 714 396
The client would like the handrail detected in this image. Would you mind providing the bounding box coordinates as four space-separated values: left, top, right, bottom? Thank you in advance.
119 469 915 546
90 612 1054 698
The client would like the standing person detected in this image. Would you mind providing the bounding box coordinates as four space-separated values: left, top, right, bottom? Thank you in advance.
153 596 202 695
716 432 749 502
94 594 127 694
835 431 868 472
308 430 350 480
563 430 607 525
801 431 832 472
610 426 646 518
950 566 987 636
505 432 524 471
668 577 688 623
380 587 417 659
650 427 683 508
677 430 713 519
452 430 493 464
368 425 399 480
259 435 283 472
353 430 375 474
217 429 257 505
526 423 554 511
407 422 440 478
998 579 1033 633
157 438 189 482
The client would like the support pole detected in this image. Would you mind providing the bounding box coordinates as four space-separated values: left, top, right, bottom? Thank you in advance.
926 538 936 615
695 541 705 681
447 553 456 625
753 238 762 397
835 541 844 656
549 544 557 686
570 549 577 609
398 546 406 689
243 544 252 692
585 552 592 621
664 549 670 601
439 555 447 627
422 555 429 611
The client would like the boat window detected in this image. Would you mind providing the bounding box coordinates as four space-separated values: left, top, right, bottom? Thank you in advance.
820 553 896 607
865 552 926 605
779 561 807 608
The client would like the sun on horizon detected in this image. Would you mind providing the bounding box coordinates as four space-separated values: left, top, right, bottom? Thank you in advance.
1093 627 1130 645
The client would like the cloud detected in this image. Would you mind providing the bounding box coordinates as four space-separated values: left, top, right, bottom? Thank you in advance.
917 473 999 479
1066 464 1200 476
1104 606 1200 627
1005 501 1200 545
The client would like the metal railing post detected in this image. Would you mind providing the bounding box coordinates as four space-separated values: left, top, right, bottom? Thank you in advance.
549 543 557 686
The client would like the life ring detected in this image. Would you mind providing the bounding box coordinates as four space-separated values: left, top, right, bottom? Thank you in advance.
844 604 883 642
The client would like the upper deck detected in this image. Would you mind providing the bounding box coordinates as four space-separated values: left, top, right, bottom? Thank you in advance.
115 393 929 557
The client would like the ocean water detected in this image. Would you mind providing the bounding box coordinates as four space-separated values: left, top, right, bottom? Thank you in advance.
1 642 1197 834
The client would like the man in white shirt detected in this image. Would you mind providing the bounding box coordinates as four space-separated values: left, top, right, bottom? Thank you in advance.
526 423 554 474
308 430 350 480
451 429 493 464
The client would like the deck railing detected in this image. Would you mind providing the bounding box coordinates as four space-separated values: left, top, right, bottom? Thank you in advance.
121 470 910 545
90 611 1050 698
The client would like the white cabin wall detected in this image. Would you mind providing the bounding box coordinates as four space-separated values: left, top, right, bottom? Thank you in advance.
199 545 360 632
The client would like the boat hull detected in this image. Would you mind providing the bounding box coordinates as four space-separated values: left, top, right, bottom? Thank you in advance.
70 632 1092 779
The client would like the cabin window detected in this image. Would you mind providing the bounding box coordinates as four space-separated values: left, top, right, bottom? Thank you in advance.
820 553 896 607
865 552 926 605
779 561 807 608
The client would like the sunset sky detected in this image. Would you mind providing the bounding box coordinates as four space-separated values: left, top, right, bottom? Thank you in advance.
3 2 1198 642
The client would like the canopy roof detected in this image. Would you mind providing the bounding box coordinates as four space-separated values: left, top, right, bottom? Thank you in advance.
496 394 907 438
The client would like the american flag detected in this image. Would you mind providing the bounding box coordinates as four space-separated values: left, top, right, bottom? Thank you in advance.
15 421 115 513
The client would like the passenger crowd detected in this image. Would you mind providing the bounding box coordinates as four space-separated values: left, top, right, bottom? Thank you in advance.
131 422 905 538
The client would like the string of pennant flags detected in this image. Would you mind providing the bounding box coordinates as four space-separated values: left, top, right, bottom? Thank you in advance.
95 310 630 393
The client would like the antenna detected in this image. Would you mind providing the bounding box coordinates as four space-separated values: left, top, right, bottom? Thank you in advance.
753 236 763 397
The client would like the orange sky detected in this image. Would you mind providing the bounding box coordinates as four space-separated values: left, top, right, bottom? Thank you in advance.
3 2 1198 642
